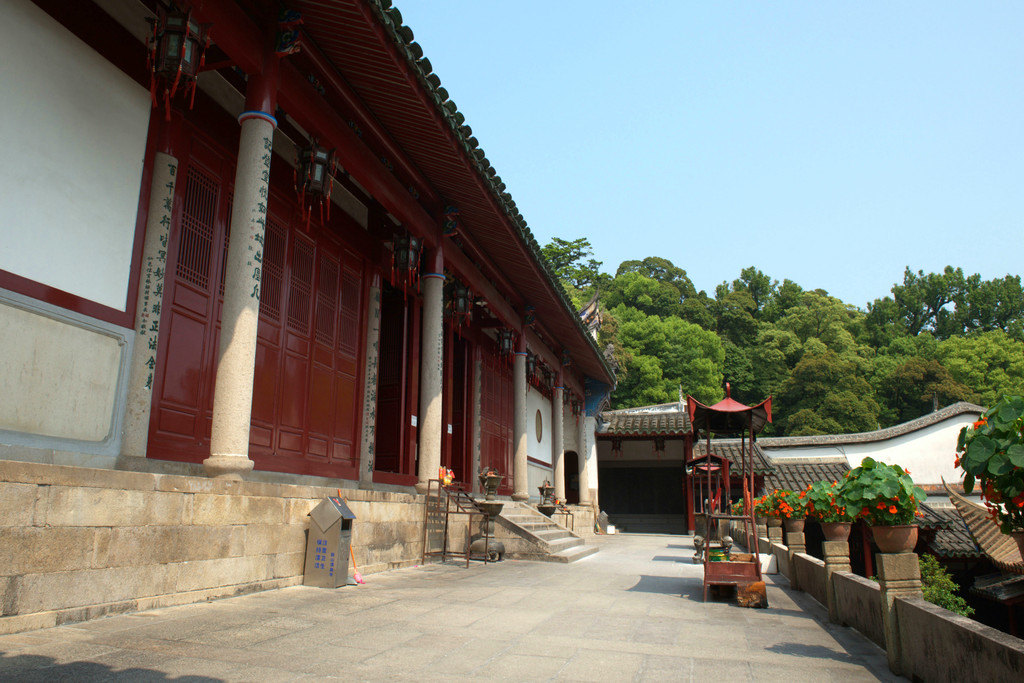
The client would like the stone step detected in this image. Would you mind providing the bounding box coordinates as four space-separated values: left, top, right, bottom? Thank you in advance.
546 536 583 552
533 529 574 542
548 544 600 563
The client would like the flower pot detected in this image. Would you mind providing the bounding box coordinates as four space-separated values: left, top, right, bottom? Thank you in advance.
871 524 918 553
783 517 805 533
767 517 783 528
820 521 852 542
1011 530 1024 559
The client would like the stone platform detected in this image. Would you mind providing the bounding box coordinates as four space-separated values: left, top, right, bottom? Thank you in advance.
0 534 897 681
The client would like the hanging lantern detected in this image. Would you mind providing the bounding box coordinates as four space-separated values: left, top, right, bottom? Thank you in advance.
296 140 337 225
525 352 536 379
497 329 515 357
447 280 472 327
147 7 209 119
391 233 422 293
561 350 572 368
611 436 623 458
653 435 666 459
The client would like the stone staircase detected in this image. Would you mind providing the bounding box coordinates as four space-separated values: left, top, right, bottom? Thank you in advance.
496 503 599 563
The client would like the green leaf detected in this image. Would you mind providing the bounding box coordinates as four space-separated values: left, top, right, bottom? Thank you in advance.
988 455 1012 476
1008 444 1024 468
957 428 967 451
999 403 1020 424
966 436 996 463
964 473 975 494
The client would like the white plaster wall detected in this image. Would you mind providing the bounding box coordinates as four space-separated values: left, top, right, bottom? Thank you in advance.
765 414 979 487
584 416 599 502
562 411 581 454
527 387 552 466
527 461 554 502
0 0 151 311
0 299 123 442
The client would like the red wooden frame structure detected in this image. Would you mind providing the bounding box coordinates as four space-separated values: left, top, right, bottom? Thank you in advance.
687 387 772 601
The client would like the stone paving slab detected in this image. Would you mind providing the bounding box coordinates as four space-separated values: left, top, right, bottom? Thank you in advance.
0 534 900 681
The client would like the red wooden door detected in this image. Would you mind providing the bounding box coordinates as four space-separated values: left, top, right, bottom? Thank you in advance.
149 133 366 480
480 340 513 495
148 137 231 463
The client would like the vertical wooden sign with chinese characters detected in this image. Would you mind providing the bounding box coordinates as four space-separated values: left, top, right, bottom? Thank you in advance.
122 152 178 458
358 271 382 487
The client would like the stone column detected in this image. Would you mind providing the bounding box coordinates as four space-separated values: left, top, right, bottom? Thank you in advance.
577 412 592 505
358 272 383 489
511 336 529 501
822 540 852 623
416 247 445 493
877 552 923 675
785 529 806 590
205 56 279 479
755 518 768 540
768 519 784 543
470 349 482 493
122 141 177 458
552 377 565 501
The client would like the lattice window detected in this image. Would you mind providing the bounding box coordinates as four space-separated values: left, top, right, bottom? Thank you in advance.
176 165 218 288
314 252 339 346
259 219 286 321
338 267 362 357
287 237 315 331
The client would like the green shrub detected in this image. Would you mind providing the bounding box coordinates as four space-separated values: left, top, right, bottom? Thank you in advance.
920 554 974 617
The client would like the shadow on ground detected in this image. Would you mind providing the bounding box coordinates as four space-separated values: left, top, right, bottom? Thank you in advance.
0 652 222 682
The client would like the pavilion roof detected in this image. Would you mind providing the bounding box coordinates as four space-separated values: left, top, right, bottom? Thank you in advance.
693 442 775 476
946 483 1024 574
289 0 613 384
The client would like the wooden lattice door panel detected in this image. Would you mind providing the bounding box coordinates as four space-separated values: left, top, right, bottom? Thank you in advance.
148 137 231 462
479 341 513 495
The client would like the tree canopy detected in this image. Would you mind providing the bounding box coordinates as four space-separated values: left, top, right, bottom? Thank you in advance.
541 236 1024 435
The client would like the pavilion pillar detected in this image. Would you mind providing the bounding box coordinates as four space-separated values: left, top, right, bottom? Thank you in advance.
878 552 922 675
552 376 565 502
415 247 445 493
122 122 177 458
470 347 482 493
577 412 592 506
205 50 279 479
822 540 852 623
358 272 383 489
511 336 529 501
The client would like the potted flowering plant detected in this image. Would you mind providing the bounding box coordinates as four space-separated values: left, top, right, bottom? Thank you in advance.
778 488 808 532
803 480 855 541
957 396 1024 554
753 489 791 533
842 457 926 553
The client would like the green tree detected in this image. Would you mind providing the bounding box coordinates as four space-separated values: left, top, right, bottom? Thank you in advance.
610 305 724 408
604 271 684 318
875 357 973 425
937 330 1024 407
539 237 605 292
778 350 880 435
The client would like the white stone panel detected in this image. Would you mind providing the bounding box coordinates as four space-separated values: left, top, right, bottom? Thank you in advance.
0 300 122 441
526 387 553 466
0 0 150 311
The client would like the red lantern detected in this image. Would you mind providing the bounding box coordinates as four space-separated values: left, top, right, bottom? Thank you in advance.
391 233 422 294
147 7 209 118
296 140 336 225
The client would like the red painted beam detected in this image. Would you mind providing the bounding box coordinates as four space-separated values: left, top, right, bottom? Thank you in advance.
187 0 263 75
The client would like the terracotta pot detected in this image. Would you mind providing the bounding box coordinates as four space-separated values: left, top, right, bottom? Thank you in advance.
767 517 783 528
820 521 852 542
783 517 805 533
1011 530 1024 559
871 524 918 553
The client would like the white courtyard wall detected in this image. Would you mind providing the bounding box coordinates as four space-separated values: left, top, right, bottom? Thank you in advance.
0 0 149 311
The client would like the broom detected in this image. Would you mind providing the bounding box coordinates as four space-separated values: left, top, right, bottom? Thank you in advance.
340 489 364 584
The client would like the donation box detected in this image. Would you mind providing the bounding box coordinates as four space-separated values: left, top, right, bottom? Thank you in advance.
303 496 356 588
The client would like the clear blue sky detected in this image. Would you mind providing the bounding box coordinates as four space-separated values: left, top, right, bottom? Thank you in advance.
398 2 1023 309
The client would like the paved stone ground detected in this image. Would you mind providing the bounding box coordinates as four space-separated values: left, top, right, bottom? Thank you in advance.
0 534 899 681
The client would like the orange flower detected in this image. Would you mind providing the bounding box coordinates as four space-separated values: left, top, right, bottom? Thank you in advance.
888 505 897 514
973 417 988 428
877 501 887 510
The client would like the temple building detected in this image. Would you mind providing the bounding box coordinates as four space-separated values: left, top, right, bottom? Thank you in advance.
0 0 612 631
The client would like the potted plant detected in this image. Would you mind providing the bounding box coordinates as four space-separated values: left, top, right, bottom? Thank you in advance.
842 457 926 553
956 396 1024 555
803 480 855 541
753 489 790 530
778 489 808 533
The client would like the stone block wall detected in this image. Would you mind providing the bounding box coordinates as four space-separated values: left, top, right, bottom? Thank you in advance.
792 553 826 606
832 572 884 648
896 596 1024 681
0 461 424 634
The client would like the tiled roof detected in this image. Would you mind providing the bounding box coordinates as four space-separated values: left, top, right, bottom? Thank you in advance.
755 402 985 449
971 573 1024 602
597 410 691 437
764 458 850 492
946 483 1024 574
693 442 774 475
923 505 983 559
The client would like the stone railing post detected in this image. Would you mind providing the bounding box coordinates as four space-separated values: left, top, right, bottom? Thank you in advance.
768 519 783 543
822 540 852 623
877 552 922 675
785 530 806 590
755 517 768 540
